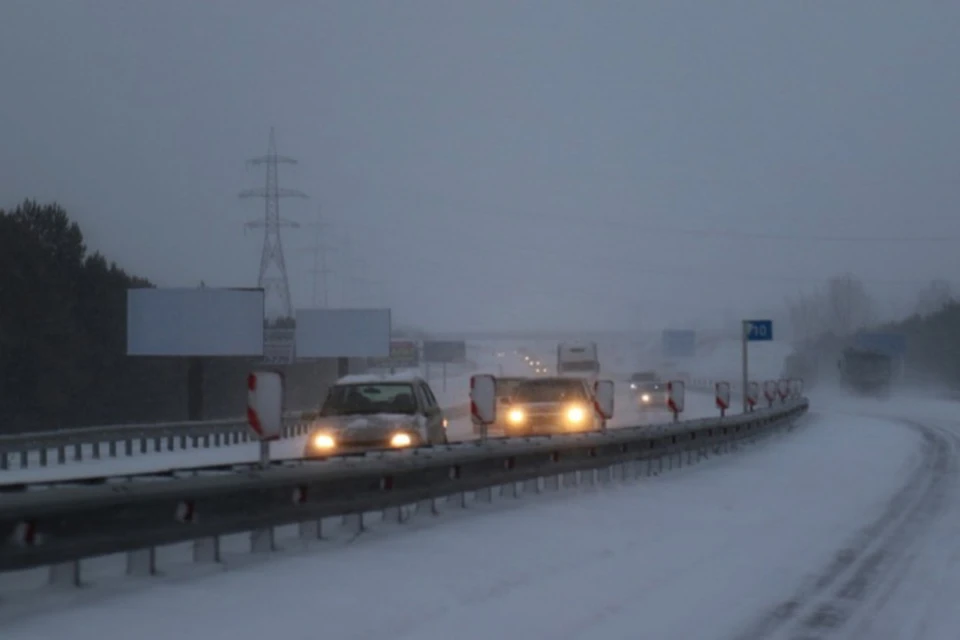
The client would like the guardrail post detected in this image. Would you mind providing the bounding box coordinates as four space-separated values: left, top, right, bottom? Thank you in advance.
416 499 438 517
383 506 406 523
48 561 81 587
126 548 157 576
19 451 28 468
251 528 275 552
39 448 48 467
193 537 221 563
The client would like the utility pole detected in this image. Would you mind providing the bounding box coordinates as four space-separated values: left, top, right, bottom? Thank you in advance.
239 127 307 321
301 205 336 308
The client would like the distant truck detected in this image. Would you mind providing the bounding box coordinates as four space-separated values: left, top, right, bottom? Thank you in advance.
556 341 600 378
838 347 893 397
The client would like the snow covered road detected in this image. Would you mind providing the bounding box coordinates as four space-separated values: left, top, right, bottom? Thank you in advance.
10 393 960 639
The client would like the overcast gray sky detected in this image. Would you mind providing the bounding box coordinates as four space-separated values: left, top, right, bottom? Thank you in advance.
2 1 958 333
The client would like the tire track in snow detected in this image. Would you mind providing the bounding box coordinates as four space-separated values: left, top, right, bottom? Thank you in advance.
729 418 959 640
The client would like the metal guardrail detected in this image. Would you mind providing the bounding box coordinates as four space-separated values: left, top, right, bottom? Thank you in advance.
0 399 808 583
0 405 469 472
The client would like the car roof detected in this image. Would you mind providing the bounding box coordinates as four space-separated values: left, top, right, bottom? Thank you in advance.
335 372 424 385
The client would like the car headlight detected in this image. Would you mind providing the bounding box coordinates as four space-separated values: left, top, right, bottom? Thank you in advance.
507 408 525 424
390 432 413 448
641 394 650 402
630 383 637 389
312 433 336 450
566 405 586 423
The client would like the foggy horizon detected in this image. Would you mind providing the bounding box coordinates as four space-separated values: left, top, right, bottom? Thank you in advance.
2 1 958 334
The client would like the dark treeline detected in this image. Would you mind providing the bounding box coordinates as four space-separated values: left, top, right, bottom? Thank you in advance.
786 274 960 390
876 302 960 387
0 201 339 434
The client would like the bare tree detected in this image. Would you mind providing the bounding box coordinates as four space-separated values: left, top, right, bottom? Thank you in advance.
786 291 825 344
915 278 953 316
823 274 873 336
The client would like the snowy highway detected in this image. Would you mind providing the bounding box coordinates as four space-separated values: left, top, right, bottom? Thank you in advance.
5 391 960 638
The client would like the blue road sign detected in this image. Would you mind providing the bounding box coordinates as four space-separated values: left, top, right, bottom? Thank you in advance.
854 332 906 357
745 320 773 342
662 330 696 357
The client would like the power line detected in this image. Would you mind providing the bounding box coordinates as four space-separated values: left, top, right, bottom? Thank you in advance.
336 183 960 244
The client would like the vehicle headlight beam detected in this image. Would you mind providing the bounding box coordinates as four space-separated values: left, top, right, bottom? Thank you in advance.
390 432 413 448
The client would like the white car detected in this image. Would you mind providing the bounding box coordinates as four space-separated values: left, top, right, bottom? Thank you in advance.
303 373 449 456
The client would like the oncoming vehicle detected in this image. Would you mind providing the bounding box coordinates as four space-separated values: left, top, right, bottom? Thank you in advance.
629 371 658 390
303 374 448 456
501 377 605 435
632 380 668 410
556 341 600 379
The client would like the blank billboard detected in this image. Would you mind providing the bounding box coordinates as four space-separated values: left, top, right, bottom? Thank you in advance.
295 309 391 358
423 340 467 363
127 288 265 357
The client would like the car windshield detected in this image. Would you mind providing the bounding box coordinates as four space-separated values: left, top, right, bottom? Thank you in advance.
631 372 657 382
637 381 664 391
319 383 418 416
513 379 587 403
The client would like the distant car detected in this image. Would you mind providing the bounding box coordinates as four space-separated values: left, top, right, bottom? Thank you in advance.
500 377 605 435
634 380 669 411
303 373 448 457
629 371 659 390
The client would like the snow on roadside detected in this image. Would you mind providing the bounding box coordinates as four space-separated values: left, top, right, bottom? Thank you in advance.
0 411 922 640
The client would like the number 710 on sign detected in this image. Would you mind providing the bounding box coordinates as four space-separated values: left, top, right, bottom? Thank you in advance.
745 320 773 342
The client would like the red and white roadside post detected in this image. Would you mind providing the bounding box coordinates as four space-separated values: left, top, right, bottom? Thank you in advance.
247 370 285 468
667 380 685 423
746 381 760 413
777 378 790 404
763 380 778 408
470 374 497 441
715 381 731 417
790 378 804 399
593 380 615 431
